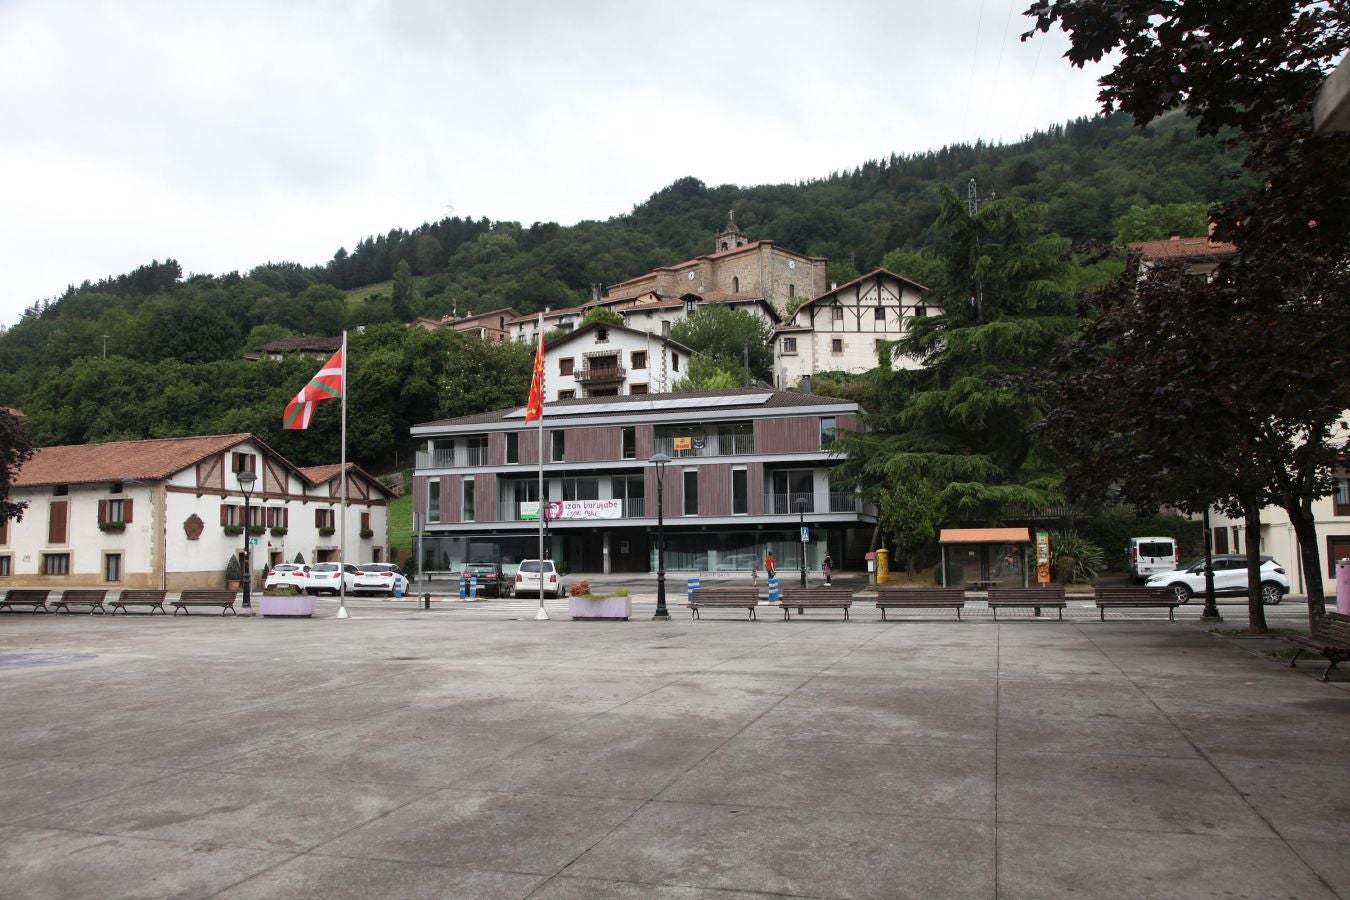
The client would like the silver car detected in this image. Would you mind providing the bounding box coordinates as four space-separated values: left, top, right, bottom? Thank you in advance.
1145 554 1290 604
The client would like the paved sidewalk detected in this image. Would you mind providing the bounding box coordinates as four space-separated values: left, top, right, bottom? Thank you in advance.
2 610 1349 899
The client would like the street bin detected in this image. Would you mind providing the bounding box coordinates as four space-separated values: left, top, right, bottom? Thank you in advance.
1338 559 1350 616
767 575 780 603
876 548 890 585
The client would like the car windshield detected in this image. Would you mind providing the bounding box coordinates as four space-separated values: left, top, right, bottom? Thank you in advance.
312 564 339 573
356 565 389 573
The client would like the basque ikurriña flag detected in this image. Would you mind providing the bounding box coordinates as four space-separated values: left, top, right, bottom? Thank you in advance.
283 348 343 430
524 330 545 422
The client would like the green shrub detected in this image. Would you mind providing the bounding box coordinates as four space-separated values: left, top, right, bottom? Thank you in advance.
1049 530 1105 583
224 555 242 582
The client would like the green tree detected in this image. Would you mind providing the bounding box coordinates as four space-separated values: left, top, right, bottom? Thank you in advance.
0 409 35 525
581 307 623 327
1111 202 1211 244
391 260 416 322
672 355 740 392
670 305 774 385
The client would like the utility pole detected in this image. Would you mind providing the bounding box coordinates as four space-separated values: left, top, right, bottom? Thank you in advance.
101 335 109 358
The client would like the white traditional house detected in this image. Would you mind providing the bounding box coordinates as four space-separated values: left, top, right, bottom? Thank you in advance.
2 434 393 590
544 321 693 400
774 268 930 388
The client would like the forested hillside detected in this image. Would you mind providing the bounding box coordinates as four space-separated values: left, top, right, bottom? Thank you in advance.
0 110 1251 472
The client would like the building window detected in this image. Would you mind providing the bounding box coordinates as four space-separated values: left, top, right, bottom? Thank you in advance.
820 417 837 448
104 553 122 583
874 306 886 320
1213 528 1229 554
1334 477 1350 515
683 468 698 516
782 337 797 354
914 306 927 317
560 358 574 377
831 306 843 320
42 553 70 576
315 508 335 530
506 432 519 465
630 383 649 395
54 485 68 496
231 452 256 473
0 516 8 545
732 276 740 293
0 555 10 577
48 500 68 544
428 480 441 523
622 427 636 460
732 467 748 515
265 507 289 529
789 284 796 300
596 327 609 343
831 338 843 354
562 477 599 501
463 480 475 522
552 430 565 462
98 498 133 525
631 351 647 370
558 389 575 400
672 354 680 372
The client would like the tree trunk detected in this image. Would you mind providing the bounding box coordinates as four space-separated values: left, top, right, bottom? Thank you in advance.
1285 497 1326 624
1243 498 1268 634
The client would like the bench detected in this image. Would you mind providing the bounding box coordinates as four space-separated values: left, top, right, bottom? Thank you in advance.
986 586 1067 620
1094 586 1181 621
52 589 108 614
875 588 967 621
172 590 239 616
110 590 168 615
1286 611 1350 681
688 587 762 620
778 588 854 621
0 589 51 613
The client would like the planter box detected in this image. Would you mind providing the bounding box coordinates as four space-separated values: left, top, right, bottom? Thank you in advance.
568 595 631 620
259 594 316 617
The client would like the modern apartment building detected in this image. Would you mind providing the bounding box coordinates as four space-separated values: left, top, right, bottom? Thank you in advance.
410 388 875 575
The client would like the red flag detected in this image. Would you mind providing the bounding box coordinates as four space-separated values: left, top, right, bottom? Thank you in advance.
524 331 545 422
283 348 344 430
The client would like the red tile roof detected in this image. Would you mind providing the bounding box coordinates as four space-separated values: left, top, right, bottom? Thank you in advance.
15 434 253 486
261 335 343 353
1129 236 1237 259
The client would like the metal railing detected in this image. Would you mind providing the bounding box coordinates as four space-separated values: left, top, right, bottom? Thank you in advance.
652 433 755 458
416 446 488 469
763 492 815 515
575 365 626 383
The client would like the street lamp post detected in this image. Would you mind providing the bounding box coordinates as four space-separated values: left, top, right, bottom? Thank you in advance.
1201 505 1222 621
649 452 670 620
238 471 257 611
797 497 808 588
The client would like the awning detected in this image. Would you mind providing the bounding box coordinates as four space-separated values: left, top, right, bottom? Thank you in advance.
939 527 1032 544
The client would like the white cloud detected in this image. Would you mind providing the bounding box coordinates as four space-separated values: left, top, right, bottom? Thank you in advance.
0 0 1108 326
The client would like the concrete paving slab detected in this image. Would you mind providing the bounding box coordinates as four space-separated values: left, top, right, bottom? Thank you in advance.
211 855 547 900
738 704 995 749
1170 711 1350 764
529 876 781 899
1211 758 1350 842
997 823 1338 899
0 762 171 822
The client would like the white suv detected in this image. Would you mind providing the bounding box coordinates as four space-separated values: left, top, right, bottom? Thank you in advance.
1145 554 1290 604
515 559 561 598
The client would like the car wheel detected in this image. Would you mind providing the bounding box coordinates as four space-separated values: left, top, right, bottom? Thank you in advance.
1260 582 1283 605
1171 583 1192 604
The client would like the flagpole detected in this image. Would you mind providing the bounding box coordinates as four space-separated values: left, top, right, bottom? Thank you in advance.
534 312 548 621
337 330 350 620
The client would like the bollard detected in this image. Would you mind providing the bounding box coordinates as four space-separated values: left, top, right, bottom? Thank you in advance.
767 576 780 603
422 592 431 610
469 576 479 600
1337 559 1350 616
458 576 467 600
687 575 701 602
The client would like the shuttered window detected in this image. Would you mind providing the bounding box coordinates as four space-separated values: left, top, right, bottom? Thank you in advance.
48 500 68 544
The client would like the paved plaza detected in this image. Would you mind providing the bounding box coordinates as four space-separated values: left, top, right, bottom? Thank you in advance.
3 593 1350 899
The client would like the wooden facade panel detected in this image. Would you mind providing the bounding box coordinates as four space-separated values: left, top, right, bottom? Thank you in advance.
836 413 858 434
443 476 461 524
412 476 427 515
747 463 765 515
521 429 540 466
197 454 223 490
473 473 497 522
646 464 681 519
755 416 821 453
48 500 68 544
570 426 618 463
262 457 287 495
636 425 654 460
488 432 505 467
699 463 731 517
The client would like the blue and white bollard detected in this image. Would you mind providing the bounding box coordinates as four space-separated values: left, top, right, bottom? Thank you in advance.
767 576 780 603
469 576 478 599
458 576 467 600
687 576 701 602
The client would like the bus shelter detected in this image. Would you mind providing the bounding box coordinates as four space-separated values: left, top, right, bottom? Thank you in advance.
939 528 1033 590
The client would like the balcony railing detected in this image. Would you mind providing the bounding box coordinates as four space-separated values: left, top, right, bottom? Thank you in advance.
763 492 815 515
829 491 862 513
652 433 755 458
575 365 626 383
416 446 488 469
624 498 645 518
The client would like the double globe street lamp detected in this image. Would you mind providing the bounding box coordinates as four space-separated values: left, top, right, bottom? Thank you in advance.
238 470 257 611
649 452 670 620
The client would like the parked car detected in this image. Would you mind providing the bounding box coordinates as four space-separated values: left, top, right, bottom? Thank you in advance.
460 561 508 597
350 563 409 596
264 563 310 592
515 558 561 598
1145 554 1290 604
306 563 356 595
1126 536 1179 583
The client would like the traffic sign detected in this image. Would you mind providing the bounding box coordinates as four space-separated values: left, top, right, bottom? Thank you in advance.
800 526 809 543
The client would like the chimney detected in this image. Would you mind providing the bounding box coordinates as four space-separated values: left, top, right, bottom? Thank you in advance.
801 374 812 395
830 282 837 291
1169 231 1181 241
661 320 671 339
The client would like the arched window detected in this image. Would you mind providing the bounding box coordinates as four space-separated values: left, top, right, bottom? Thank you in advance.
732 276 740 293
789 284 796 300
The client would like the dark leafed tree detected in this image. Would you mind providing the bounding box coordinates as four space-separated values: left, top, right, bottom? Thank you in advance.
837 185 1079 528
670 304 775 386
1025 0 1350 620
0 410 35 525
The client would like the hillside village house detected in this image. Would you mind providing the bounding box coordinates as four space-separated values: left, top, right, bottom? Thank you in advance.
410 388 875 576
2 434 392 590
774 268 930 388
544 321 692 400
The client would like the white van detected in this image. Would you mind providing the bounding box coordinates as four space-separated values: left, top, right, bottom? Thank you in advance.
1127 537 1179 583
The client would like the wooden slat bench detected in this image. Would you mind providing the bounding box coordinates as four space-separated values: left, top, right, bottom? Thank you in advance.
688 587 762 620
0 589 51 613
52 589 108 614
875 588 968 621
172 590 239 616
1094 586 1181 622
778 587 854 621
986 586 1067 620
110 590 167 615
1286 612 1350 681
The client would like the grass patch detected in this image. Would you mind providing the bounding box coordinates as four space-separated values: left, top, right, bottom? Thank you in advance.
388 492 412 561
1210 626 1306 638
1261 646 1322 661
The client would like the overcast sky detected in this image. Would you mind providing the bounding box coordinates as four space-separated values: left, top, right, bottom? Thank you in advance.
0 0 1111 329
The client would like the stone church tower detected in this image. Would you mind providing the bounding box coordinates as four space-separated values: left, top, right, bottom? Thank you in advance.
715 210 749 252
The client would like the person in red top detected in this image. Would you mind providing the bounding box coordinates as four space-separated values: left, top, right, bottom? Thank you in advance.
764 551 776 578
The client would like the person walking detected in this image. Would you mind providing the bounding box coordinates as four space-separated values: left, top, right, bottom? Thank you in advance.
764 551 776 579
822 552 833 586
